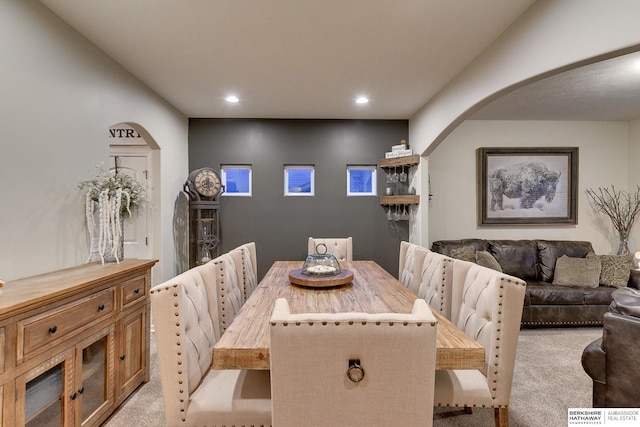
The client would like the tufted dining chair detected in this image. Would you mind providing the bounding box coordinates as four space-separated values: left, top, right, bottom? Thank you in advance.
434 259 526 427
229 242 258 301
308 237 353 261
150 263 271 426
398 241 427 291
210 252 245 333
416 249 454 319
270 297 438 427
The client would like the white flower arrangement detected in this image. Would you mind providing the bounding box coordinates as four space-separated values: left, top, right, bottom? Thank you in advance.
79 165 145 264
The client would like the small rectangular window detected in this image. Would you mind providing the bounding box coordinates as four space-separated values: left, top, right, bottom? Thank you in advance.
284 165 315 196
221 165 252 196
347 165 377 196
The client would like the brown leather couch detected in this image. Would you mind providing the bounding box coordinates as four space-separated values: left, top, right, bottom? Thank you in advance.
582 287 640 407
431 239 640 327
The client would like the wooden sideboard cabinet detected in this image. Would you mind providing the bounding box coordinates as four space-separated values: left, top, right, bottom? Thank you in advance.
0 259 157 427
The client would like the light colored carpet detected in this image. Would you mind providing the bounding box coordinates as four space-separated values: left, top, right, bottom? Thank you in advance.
104 327 601 427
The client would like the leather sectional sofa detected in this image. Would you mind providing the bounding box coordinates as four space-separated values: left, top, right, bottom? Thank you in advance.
431 239 640 327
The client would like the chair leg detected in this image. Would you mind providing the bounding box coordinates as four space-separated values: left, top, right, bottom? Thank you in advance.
464 406 473 414
494 407 508 427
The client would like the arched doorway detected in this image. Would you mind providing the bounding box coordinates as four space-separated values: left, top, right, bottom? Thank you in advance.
108 123 161 275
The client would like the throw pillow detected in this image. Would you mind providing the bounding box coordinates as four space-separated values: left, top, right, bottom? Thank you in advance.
450 246 476 263
475 250 503 272
598 253 633 288
552 253 601 288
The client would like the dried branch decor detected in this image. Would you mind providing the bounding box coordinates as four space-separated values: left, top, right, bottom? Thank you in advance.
585 185 640 254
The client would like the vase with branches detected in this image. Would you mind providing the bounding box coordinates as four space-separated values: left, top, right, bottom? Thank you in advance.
585 185 640 255
79 165 145 264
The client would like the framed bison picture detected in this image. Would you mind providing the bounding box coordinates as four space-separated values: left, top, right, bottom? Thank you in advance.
477 147 578 225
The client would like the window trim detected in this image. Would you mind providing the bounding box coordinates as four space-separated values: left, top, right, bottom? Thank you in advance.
284 165 315 196
221 164 252 197
346 165 377 197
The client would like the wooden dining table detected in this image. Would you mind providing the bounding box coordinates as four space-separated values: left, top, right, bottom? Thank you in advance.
212 260 485 371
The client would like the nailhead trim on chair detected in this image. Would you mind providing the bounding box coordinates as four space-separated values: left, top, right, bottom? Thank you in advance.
439 258 452 314
215 259 228 330
151 284 190 422
271 320 436 327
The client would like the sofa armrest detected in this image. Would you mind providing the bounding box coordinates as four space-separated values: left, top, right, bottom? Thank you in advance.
599 312 640 407
627 269 640 289
581 338 605 383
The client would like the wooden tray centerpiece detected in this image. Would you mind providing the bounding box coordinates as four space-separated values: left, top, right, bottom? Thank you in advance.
288 268 354 288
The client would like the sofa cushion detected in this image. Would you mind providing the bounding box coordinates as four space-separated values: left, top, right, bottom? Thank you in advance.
488 240 538 281
430 239 487 257
525 282 585 305
450 246 476 262
524 281 615 306
583 286 617 305
536 240 594 282
552 253 601 288
475 250 502 272
598 254 633 288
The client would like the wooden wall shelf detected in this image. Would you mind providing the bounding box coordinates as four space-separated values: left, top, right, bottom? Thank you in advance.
379 154 419 168
380 195 420 205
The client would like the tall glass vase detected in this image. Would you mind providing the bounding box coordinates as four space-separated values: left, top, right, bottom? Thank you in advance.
617 231 631 255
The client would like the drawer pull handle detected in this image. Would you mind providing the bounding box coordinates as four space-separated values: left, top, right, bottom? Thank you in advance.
49 325 58 334
98 304 105 311
134 288 141 295
70 392 78 400
120 355 126 361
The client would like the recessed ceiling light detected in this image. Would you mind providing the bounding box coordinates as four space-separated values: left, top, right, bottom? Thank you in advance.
355 96 369 104
225 95 239 103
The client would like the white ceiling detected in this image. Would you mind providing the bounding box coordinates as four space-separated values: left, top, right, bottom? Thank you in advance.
39 0 536 119
471 51 640 121
38 1 640 122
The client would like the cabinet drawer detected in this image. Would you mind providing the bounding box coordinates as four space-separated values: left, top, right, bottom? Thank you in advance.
18 287 116 362
121 276 146 309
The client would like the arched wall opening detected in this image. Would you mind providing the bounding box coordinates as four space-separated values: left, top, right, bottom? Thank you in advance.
108 122 161 284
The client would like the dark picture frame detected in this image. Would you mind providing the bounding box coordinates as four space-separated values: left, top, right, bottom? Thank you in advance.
477 147 578 225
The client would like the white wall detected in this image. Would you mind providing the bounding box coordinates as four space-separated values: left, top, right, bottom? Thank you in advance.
428 120 635 254
629 119 640 187
0 1 188 282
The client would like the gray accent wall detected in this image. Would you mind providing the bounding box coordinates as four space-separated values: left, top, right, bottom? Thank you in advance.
188 119 409 279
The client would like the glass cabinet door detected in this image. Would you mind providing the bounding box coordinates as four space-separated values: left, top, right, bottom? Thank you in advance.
18 348 74 427
16 325 115 427
76 326 115 427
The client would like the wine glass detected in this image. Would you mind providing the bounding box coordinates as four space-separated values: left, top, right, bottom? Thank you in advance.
386 206 393 221
401 205 409 220
393 205 400 221
399 167 407 183
391 166 399 183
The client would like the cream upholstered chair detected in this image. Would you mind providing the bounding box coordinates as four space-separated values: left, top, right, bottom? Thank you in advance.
270 298 438 427
308 237 353 261
434 259 526 427
229 242 258 301
416 249 454 319
211 252 245 333
398 241 427 291
150 264 271 426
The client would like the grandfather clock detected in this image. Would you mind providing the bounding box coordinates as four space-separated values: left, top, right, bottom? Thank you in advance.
184 167 225 267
